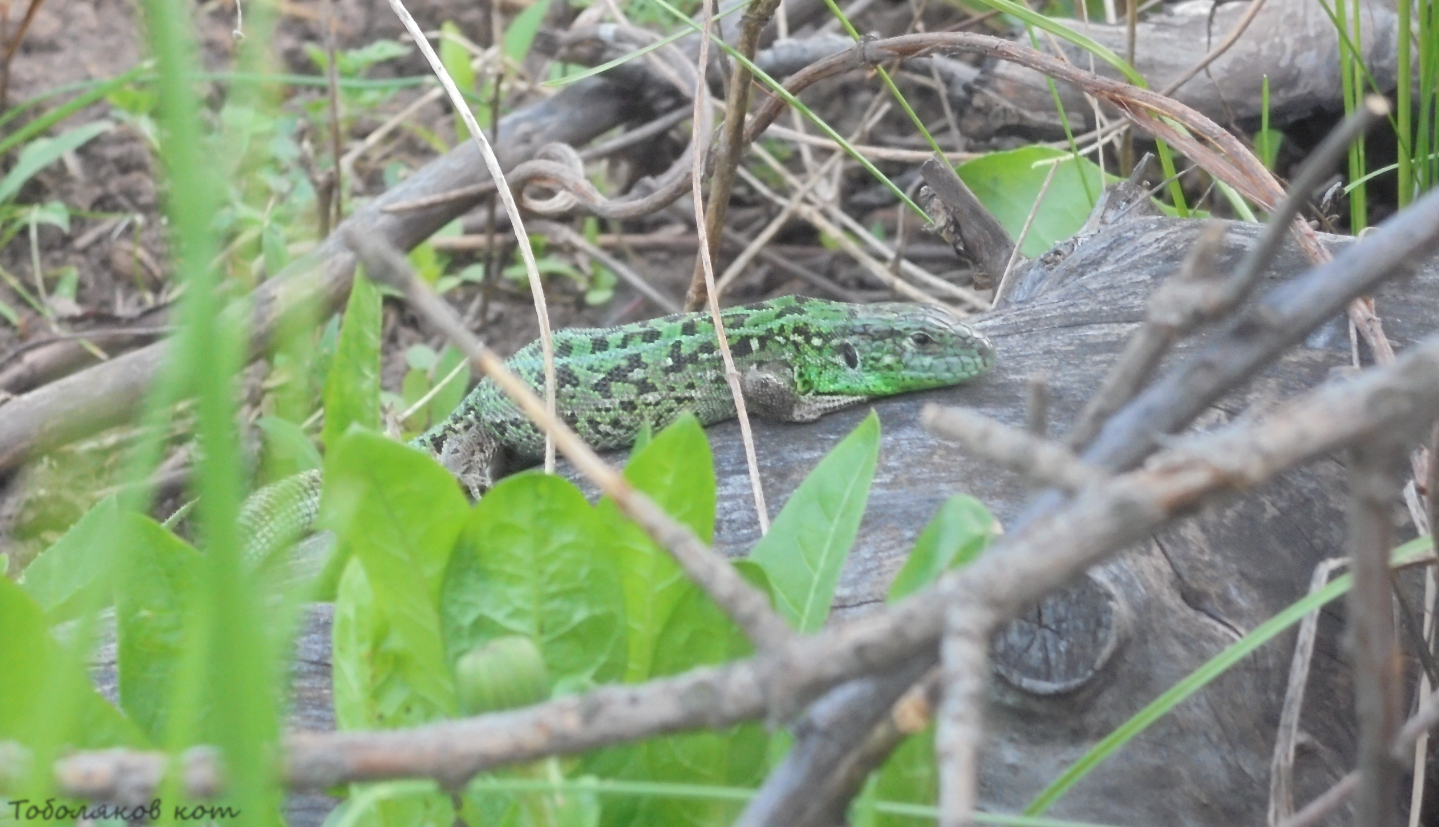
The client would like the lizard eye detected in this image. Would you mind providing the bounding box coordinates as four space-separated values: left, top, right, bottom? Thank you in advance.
910 331 933 347
839 341 860 369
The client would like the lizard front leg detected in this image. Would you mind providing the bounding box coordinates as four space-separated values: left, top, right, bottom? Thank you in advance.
430 420 505 500
740 363 867 423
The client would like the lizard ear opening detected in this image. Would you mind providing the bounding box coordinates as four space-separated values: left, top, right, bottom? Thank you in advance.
839 341 860 370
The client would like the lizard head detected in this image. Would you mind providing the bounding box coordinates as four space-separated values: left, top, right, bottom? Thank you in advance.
801 302 995 397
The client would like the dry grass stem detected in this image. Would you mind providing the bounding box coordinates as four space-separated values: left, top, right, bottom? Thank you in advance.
385 0 559 472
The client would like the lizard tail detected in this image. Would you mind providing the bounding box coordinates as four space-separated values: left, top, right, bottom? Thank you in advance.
238 468 324 565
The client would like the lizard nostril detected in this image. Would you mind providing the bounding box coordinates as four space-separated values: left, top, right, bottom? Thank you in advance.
840 341 859 369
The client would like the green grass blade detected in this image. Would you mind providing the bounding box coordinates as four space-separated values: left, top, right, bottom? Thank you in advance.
817 0 949 163
1025 535 1434 815
0 65 144 156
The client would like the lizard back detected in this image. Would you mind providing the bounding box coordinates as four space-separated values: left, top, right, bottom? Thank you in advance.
426 295 994 460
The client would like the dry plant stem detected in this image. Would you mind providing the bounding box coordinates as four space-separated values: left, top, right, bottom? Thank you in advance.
742 143 987 309
687 0 785 310
527 221 682 313
323 0 344 233
1268 558 1349 824
1347 440 1405 827
1159 0 1270 96
734 662 938 827
1066 221 1227 450
1280 682 1439 827
30 329 1439 801
385 0 558 474
923 406 1108 492
759 124 976 163
918 156 1014 289
381 107 689 215
992 159 1059 304
0 0 44 107
1082 185 1439 476
343 229 794 651
939 602 991 827
1070 99 1386 451
735 164 944 307
687 0 772 534
716 97 892 296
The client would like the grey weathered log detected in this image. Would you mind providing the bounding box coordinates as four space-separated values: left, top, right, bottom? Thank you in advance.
958 0 1411 140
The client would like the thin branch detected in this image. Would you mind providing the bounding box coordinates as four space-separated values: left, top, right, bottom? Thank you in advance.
992 159 1059 305
1066 220 1228 450
687 0 772 534
922 406 1108 492
384 0 559 473
1347 439 1406 827
1080 185 1439 476
686 0 784 310
344 229 794 650
527 221 682 313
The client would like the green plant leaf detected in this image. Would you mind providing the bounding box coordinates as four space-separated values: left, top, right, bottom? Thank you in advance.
0 575 145 752
255 415 323 484
887 495 997 603
638 573 768 827
441 473 627 690
749 411 880 632
19 495 122 622
957 148 1111 257
503 0 554 63
430 345 470 423
440 21 477 142
0 120 113 204
323 431 470 725
454 635 550 716
115 514 201 742
322 273 382 448
595 414 715 682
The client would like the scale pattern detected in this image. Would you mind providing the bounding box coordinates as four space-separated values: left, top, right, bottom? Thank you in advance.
416 295 995 460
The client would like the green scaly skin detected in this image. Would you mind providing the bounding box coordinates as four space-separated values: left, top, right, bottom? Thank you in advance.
240 296 995 562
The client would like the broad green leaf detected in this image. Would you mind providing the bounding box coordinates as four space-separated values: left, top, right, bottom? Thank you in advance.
503 0 554 63
323 431 470 724
19 495 122 622
454 636 550 716
255 415 323 484
440 21 477 141
430 345 470 423
957 148 1111 257
115 514 201 742
595 414 715 682
887 496 997 603
0 120 113 204
750 411 880 632
441 474 627 689
322 274 382 449
640 577 768 827
332 557 380 730
0 576 145 752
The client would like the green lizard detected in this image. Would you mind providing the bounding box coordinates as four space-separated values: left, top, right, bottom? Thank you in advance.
239 294 995 562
